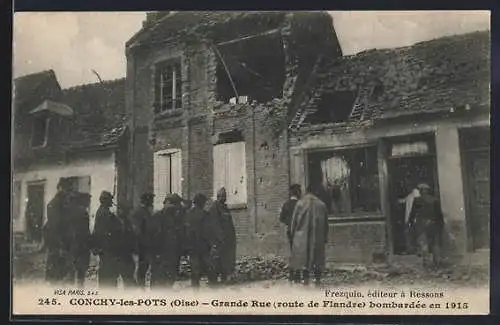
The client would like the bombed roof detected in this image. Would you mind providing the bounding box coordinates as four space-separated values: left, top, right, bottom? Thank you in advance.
13 69 62 109
126 11 333 50
59 78 127 149
297 30 490 126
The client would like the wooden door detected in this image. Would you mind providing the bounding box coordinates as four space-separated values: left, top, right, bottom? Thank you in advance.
465 150 490 250
25 182 45 243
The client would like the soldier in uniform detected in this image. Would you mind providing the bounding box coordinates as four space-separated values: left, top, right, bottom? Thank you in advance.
92 191 135 288
208 187 236 285
279 184 302 283
128 192 155 288
144 194 182 289
44 178 72 284
68 192 92 287
185 193 210 288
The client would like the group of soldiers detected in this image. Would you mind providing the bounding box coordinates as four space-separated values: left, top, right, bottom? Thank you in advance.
43 178 237 289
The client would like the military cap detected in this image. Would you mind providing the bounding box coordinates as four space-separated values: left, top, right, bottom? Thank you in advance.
99 190 114 203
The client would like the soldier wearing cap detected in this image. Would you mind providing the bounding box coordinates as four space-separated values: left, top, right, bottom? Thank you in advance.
208 187 236 285
128 192 155 288
92 191 135 288
144 193 183 288
409 183 444 268
68 192 92 287
44 178 73 284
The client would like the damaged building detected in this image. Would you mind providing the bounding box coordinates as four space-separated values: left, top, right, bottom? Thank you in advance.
12 70 128 246
289 30 490 263
125 12 490 263
125 11 342 256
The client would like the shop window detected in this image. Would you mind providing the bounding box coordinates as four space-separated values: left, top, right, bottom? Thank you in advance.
308 146 381 215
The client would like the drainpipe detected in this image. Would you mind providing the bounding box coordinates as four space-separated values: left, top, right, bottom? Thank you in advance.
253 101 258 234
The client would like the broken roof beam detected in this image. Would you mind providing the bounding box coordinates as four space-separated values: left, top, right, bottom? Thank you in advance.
215 28 282 47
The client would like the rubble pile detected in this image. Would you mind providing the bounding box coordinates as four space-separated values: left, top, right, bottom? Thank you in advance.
232 255 288 283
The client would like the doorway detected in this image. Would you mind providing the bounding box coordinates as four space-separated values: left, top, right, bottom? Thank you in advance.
460 127 490 251
388 154 439 255
25 181 45 243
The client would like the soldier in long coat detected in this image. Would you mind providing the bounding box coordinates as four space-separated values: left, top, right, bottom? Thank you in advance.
68 192 92 287
185 193 211 288
289 185 329 287
92 191 135 288
410 183 444 268
144 194 182 289
128 192 155 288
208 187 236 285
44 179 72 284
279 184 302 282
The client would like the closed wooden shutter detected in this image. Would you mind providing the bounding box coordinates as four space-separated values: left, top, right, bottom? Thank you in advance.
290 147 306 190
154 149 182 210
213 144 227 200
171 150 182 195
213 142 247 205
77 176 91 193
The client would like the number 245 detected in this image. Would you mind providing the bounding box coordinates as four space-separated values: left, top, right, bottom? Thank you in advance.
38 298 58 305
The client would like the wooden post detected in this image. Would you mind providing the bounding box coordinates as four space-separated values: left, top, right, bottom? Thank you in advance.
377 139 393 262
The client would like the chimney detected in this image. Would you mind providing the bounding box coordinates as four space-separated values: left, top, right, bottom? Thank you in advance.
142 11 171 28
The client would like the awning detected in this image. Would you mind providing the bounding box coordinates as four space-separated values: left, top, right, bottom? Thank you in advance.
29 99 74 116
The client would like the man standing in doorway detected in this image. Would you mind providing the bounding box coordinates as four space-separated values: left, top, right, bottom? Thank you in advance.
410 183 444 268
279 184 302 282
128 192 155 289
289 184 329 287
398 185 421 254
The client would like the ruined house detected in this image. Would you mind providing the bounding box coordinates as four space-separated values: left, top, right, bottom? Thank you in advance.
289 30 490 263
12 70 128 244
125 11 489 264
124 11 342 256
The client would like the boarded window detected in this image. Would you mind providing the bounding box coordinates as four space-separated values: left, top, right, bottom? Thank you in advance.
308 146 381 215
61 176 91 193
213 142 247 205
12 181 21 220
153 149 182 211
31 115 50 147
154 59 182 113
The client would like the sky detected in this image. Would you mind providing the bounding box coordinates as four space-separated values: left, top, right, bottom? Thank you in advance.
13 11 490 88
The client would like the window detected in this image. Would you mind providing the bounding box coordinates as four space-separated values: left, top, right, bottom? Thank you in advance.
213 141 247 206
12 181 21 220
154 59 182 113
31 115 50 148
153 149 182 210
308 146 380 215
60 176 91 193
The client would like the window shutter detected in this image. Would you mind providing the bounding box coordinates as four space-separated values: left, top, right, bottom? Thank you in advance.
290 148 306 190
227 142 247 205
171 150 182 196
154 152 172 211
77 176 91 193
213 144 227 200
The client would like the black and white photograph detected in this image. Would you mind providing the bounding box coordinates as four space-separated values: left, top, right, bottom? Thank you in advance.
11 10 491 316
